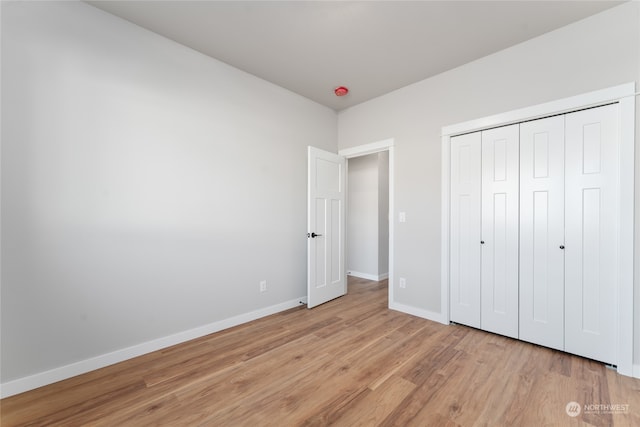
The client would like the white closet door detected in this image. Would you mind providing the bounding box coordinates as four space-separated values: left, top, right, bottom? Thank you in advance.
481 125 519 339
450 132 482 328
565 104 619 364
519 116 565 350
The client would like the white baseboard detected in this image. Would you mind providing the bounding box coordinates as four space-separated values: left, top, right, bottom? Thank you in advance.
347 271 389 281
0 297 306 398
389 301 448 325
633 364 640 379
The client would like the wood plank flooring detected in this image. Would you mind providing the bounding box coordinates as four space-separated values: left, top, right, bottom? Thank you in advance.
2 276 639 426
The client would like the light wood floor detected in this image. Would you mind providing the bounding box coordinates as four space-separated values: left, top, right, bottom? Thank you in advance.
2 277 639 426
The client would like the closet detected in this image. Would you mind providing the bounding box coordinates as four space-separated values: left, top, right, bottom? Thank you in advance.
450 103 619 365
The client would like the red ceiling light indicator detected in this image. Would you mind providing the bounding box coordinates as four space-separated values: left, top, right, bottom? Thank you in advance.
334 86 349 97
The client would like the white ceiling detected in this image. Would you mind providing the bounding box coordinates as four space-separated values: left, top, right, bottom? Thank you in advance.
87 1 622 111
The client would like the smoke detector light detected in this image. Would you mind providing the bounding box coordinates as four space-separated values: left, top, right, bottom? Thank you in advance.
334 86 349 96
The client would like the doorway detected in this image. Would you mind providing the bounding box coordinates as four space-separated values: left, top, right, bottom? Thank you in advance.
346 152 389 281
339 139 394 306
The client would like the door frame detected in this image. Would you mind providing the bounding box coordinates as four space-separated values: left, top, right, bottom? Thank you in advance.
339 139 395 308
441 82 636 377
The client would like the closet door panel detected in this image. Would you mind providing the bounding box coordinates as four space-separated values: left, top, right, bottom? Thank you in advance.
481 124 519 339
565 104 618 365
450 132 482 328
519 116 565 351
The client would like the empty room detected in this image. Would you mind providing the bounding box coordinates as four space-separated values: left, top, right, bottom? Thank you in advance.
1 1 640 425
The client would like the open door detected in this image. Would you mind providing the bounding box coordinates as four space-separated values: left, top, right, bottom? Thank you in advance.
307 146 346 308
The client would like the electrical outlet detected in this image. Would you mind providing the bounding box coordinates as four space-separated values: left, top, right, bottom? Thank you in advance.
399 277 406 288
259 280 267 292
399 212 406 223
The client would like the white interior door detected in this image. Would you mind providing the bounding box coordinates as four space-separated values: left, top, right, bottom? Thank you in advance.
481 124 519 339
450 132 482 328
307 146 346 308
519 116 565 351
564 104 619 364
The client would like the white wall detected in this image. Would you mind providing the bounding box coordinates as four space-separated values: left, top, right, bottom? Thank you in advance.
0 1 337 392
636 11 640 376
338 2 640 361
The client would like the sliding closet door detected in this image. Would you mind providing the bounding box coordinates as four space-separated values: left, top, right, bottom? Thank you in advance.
564 104 619 364
519 116 565 350
481 125 519 339
450 132 481 328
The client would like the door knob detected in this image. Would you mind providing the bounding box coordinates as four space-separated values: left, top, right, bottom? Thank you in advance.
559 245 565 249
310 232 322 238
